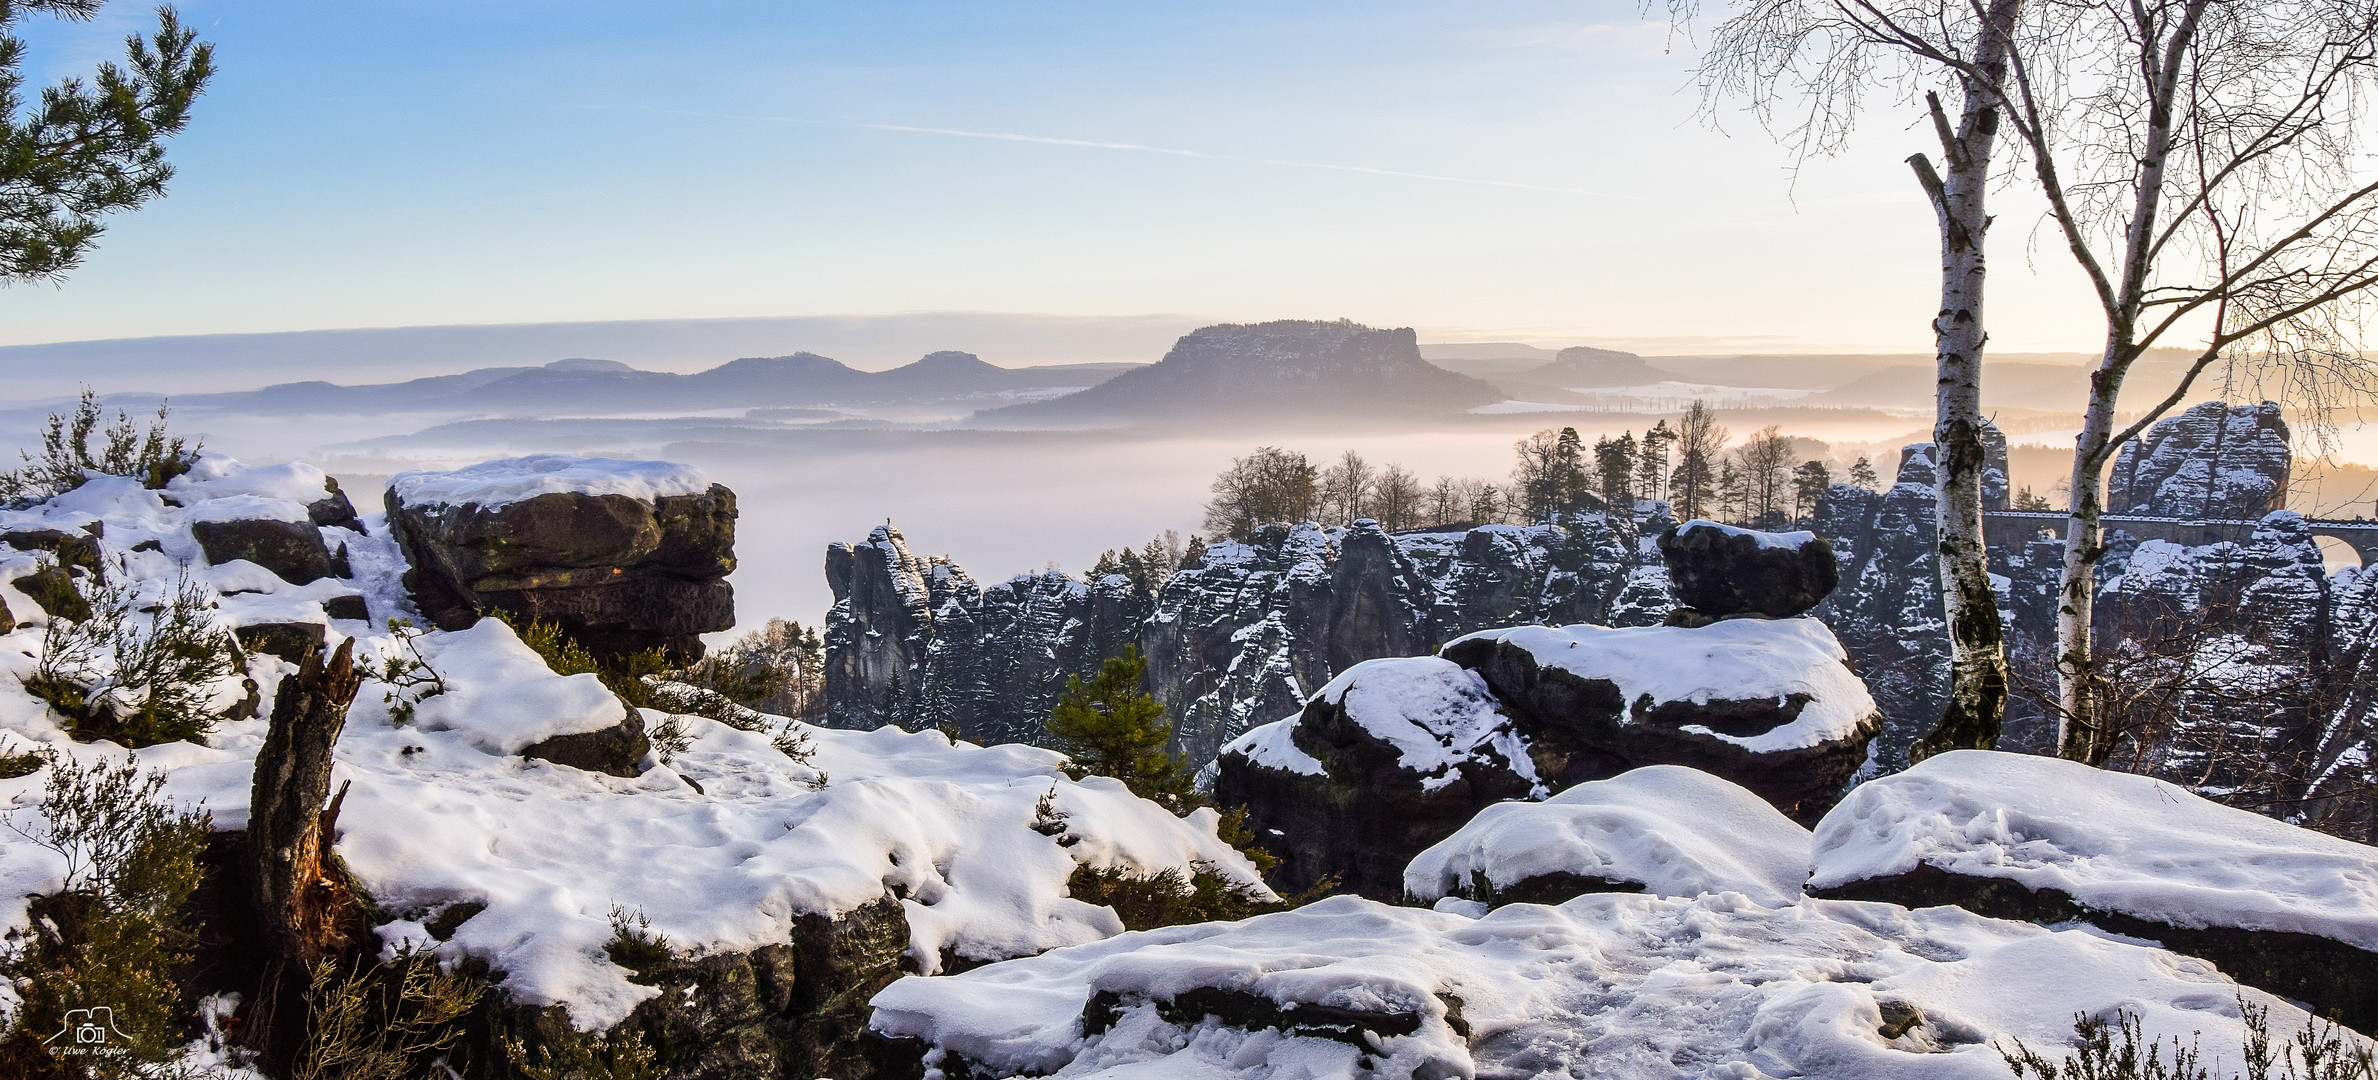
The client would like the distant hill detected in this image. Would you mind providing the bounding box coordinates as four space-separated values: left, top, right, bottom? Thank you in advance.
1506 346 1679 389
1418 342 1564 376
169 352 1141 415
973 320 1506 426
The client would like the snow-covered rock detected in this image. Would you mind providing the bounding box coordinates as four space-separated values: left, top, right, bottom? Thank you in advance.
1404 765 1812 908
870 889 2323 1080
2107 400 2292 519
384 453 737 660
1657 519 1837 619
1442 618 1881 819
1812 749 2378 1031
1216 619 1880 897
0 455 1273 1047
1211 657 1542 898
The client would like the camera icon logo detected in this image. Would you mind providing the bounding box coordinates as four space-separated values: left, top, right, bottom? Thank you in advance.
45 1006 129 1054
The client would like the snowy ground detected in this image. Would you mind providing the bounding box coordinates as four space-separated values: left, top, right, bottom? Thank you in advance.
873 890 2309 1080
0 454 1271 1031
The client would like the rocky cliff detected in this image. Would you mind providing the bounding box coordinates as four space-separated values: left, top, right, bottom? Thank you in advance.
822 516 1637 764
1811 402 2357 823
2107 399 2291 518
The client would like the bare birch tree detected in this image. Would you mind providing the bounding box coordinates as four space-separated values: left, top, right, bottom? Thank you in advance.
1691 0 2021 759
1983 0 2378 761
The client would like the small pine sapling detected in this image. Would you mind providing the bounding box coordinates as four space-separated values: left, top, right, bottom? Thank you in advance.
1044 646 1192 809
603 904 670 973
27 566 237 747
363 618 446 726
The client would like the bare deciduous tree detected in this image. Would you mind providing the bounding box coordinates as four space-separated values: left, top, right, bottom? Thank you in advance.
1203 446 1319 540
1371 463 1424 530
1985 0 2378 761
1670 400 1730 522
1694 0 2023 759
1318 449 1377 527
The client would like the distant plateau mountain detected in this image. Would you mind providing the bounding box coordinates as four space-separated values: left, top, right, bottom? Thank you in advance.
972 319 1506 426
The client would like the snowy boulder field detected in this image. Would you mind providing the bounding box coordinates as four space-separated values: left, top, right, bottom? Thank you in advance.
0 453 1273 1043
1813 749 2378 1031
1404 764 1812 908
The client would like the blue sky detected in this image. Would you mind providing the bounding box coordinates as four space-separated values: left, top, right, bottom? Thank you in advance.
0 1 2105 354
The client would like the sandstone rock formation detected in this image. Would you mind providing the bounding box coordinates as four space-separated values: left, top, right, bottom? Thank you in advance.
192 517 337 585
1811 750 2378 1033
2107 399 2291 518
385 456 736 661
1214 618 1882 897
1658 520 1837 619
823 517 1634 764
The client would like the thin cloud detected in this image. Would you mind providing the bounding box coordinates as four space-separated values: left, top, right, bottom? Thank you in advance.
845 121 1638 200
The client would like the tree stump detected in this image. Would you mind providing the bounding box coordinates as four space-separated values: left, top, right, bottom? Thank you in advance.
248 639 372 966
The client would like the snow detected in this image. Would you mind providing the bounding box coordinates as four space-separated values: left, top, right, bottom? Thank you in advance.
402 619 629 754
387 453 712 510
1445 619 1876 753
1311 657 1541 794
166 452 334 506
1677 518 1820 551
0 453 1273 1034
872 890 2325 1080
1404 765 1812 907
1219 716 1325 777
1811 750 2378 950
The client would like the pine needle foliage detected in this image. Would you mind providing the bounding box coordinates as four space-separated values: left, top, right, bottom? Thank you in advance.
1064 862 1286 931
0 753 210 1074
0 390 197 504
27 565 236 747
0 3 216 283
1045 646 1191 808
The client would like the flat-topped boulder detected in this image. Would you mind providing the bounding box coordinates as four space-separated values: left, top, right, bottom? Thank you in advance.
1811 750 2378 1033
1441 619 1881 822
1657 519 1837 620
385 454 736 660
1404 765 1812 908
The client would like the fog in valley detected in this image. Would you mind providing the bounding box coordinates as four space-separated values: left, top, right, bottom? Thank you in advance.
5 317 2375 635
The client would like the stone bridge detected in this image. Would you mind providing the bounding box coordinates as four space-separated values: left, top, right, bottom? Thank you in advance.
1982 510 2378 565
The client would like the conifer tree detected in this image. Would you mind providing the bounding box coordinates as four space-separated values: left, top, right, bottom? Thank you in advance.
2 2 215 282
1792 459 1832 521
1045 646 1190 807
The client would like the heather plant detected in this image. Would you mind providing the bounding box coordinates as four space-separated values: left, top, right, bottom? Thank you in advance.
0 754 211 1076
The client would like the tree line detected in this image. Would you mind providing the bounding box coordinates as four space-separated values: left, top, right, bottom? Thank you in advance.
1200 399 1883 542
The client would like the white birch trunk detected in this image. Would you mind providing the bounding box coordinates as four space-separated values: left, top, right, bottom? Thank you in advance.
1912 0 2023 761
